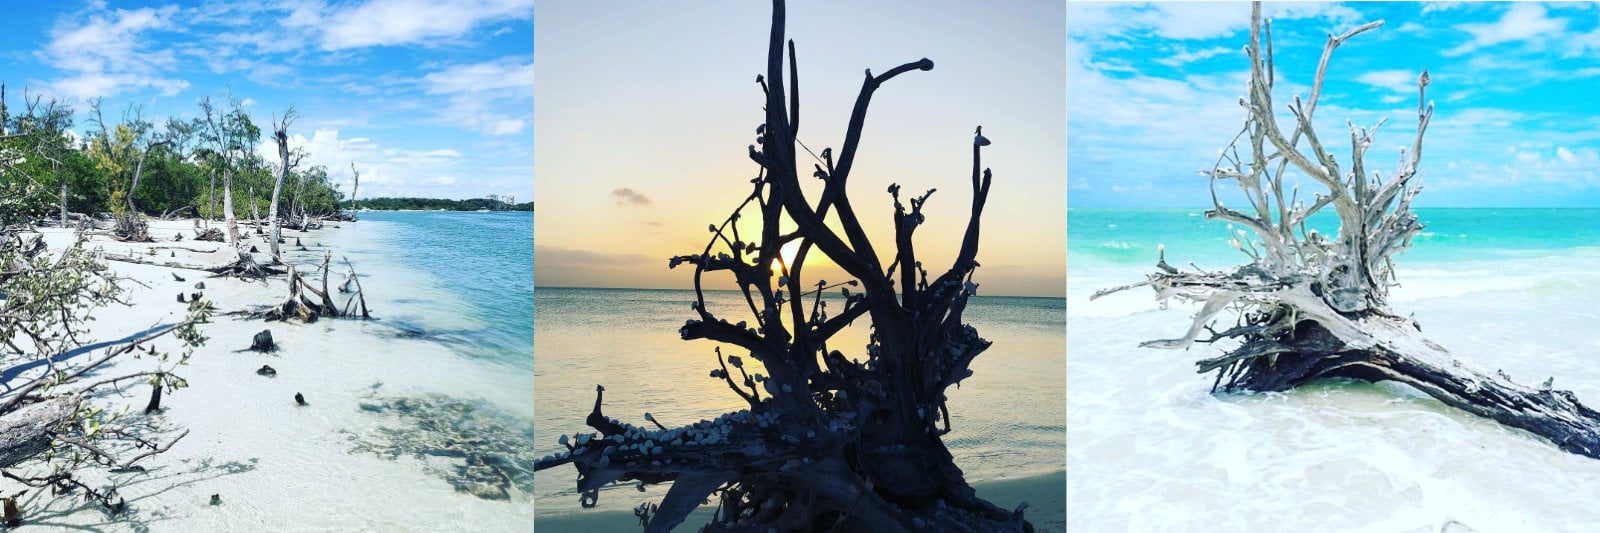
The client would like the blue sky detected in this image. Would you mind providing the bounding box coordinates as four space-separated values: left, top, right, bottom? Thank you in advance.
0 0 531 201
1070 2 1600 208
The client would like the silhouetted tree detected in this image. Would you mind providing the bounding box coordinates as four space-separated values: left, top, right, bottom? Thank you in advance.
535 2 1031 531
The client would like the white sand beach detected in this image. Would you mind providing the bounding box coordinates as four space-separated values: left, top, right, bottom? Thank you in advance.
1 218 534 531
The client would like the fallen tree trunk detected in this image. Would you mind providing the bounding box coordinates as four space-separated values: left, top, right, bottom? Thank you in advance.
1202 308 1600 457
100 252 220 271
0 397 76 469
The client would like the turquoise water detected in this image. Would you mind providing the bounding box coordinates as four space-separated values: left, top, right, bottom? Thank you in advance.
533 287 1065 516
1070 208 1600 270
356 211 534 369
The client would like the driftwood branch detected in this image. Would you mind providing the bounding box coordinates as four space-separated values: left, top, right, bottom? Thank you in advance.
1102 2 1600 463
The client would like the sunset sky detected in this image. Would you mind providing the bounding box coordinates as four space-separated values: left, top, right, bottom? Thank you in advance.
1071 2 1600 207
535 1 1065 297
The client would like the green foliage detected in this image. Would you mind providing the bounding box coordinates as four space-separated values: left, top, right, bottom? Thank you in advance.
0 92 348 220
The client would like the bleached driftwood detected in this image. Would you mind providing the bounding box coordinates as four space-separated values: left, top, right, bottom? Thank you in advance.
1098 3 1600 460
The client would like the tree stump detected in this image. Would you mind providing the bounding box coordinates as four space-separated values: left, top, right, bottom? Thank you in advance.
251 330 274 352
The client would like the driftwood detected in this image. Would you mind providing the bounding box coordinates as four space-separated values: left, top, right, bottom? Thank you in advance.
206 249 285 279
161 205 196 220
0 321 199 511
255 250 370 322
535 2 1026 531
100 253 215 271
193 226 224 242
0 398 76 469
1097 4 1600 461
111 213 151 242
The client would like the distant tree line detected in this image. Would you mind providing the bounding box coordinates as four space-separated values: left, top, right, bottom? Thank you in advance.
355 197 533 211
0 86 344 223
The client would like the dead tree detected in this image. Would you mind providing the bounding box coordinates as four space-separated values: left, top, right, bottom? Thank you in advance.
199 95 254 248
268 109 301 257
125 139 171 216
535 2 1027 531
252 250 369 322
349 162 361 215
1096 3 1600 461
250 186 260 232
113 138 172 242
205 249 285 279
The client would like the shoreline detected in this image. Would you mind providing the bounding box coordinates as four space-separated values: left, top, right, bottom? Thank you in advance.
1 217 536 530
533 469 1066 532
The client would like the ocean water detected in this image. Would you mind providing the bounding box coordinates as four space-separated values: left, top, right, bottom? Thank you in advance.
533 287 1066 516
1069 208 1600 530
347 211 535 370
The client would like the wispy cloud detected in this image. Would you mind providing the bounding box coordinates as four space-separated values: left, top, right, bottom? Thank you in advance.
304 0 532 50
39 6 188 100
1154 46 1231 67
1445 3 1567 56
421 58 534 135
610 188 652 207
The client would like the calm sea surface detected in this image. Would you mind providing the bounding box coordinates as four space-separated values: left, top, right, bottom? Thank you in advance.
1070 208 1600 530
533 287 1066 516
352 211 534 370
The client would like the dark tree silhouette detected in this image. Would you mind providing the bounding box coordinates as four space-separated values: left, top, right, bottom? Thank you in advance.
534 1 1030 531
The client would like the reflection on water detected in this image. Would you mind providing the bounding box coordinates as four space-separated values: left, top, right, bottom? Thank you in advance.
533 287 1064 516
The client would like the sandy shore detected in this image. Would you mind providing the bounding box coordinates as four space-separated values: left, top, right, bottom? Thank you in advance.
533 469 1066 532
0 218 535 531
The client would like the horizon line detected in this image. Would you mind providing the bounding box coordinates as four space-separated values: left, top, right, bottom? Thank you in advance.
531 285 1066 299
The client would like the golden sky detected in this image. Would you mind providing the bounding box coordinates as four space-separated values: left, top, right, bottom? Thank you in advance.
534 1 1064 298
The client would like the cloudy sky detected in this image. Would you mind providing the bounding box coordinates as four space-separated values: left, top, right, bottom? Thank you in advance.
1071 2 1600 208
0 0 531 200
535 1 1065 297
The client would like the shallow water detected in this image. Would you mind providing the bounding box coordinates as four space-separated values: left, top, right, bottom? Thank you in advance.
533 287 1065 516
1069 209 1600 530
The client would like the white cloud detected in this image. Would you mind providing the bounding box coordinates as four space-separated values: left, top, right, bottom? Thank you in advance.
1422 2 1464 15
1069 2 1364 41
1358 69 1424 93
423 59 534 94
421 58 533 136
1498 146 1600 185
1444 4 1568 56
39 6 190 101
1154 46 1232 67
261 128 479 196
299 0 532 50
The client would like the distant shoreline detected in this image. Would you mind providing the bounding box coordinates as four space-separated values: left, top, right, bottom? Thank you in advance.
352 197 533 212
